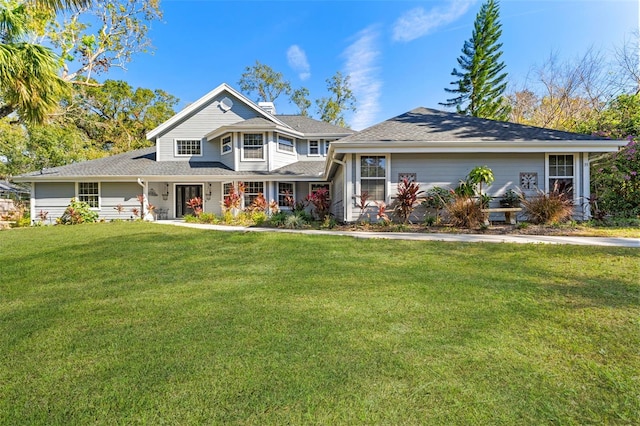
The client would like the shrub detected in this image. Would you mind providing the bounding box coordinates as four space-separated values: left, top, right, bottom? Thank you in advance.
375 201 390 225
321 216 337 229
521 189 574 224
58 198 99 225
423 187 453 224
307 188 331 220
355 191 371 222
393 178 423 224
249 211 267 225
186 197 203 217
198 212 218 224
284 213 308 229
247 192 267 213
268 211 289 227
446 195 483 228
499 189 521 207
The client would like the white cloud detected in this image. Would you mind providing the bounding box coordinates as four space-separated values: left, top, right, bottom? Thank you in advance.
287 45 311 81
343 26 382 131
392 0 476 42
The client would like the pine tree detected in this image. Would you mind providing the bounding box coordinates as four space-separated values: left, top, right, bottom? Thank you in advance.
441 0 509 120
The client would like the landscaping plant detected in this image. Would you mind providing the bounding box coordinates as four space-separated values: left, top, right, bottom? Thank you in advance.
393 178 424 224
520 188 574 224
468 165 495 197
186 197 203 217
57 198 99 225
423 186 453 224
307 188 331 220
355 191 371 222
446 194 483 228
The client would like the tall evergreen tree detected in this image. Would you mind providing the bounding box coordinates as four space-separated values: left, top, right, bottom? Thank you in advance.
441 0 508 120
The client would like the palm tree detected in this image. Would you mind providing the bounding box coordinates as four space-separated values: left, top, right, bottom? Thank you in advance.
0 0 91 124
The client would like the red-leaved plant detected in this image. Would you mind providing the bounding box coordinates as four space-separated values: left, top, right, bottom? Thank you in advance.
355 191 371 222
375 201 390 225
393 178 423 224
247 192 267 212
186 197 203 217
307 188 331 220
223 184 243 213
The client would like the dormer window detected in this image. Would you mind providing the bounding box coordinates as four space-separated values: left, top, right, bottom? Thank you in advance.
221 135 232 155
175 139 202 156
309 140 320 156
242 133 264 161
277 135 295 154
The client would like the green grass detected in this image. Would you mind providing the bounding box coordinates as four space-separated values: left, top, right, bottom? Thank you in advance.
1 223 639 425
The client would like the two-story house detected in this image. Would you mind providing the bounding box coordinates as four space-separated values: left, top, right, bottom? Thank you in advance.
15 82 624 223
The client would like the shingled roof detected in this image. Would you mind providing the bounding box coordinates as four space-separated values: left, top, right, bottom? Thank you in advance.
336 107 600 143
277 115 355 136
17 147 325 180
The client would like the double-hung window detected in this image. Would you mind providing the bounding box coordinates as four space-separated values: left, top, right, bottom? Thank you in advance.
277 135 295 154
78 182 100 208
221 135 232 155
308 140 320 156
278 182 295 208
360 156 387 201
243 181 264 208
548 154 574 198
175 139 202 156
242 133 264 160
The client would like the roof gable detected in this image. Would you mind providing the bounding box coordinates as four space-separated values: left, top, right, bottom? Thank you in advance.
146 83 290 140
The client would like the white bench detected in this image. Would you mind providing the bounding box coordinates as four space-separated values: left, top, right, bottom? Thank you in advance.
481 207 522 225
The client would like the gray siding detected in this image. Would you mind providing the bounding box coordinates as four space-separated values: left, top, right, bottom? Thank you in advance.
34 182 75 222
296 139 329 162
390 153 545 204
270 134 299 170
157 93 258 162
100 182 142 220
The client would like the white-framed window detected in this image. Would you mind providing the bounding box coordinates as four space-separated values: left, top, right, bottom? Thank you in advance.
547 154 575 198
309 182 331 200
241 133 264 161
359 155 387 201
308 140 320 156
243 181 264 208
277 134 295 154
175 139 202 156
77 182 100 208
278 182 295 208
324 140 332 156
221 135 232 155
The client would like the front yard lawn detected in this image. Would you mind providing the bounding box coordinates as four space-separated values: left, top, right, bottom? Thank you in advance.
1 223 638 424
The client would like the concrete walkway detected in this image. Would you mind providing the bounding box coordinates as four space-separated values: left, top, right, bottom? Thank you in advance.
155 220 640 248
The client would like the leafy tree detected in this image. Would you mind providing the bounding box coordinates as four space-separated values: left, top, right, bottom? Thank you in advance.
577 93 640 139
441 0 508 120
468 165 494 197
0 0 161 125
316 71 356 127
63 79 178 153
238 60 292 103
290 87 311 116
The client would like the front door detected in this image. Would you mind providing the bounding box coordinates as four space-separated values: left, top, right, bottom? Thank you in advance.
176 184 203 217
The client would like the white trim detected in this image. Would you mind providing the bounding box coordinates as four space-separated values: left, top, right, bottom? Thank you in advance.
345 154 353 221
309 182 332 200
174 139 203 157
242 181 266 208
146 83 291 140
174 183 205 217
277 181 296 208
220 134 233 156
331 140 623 155
30 183 36 225
582 155 591 219
323 140 332 156
545 153 578 202
308 140 321 157
276 134 296 155
355 154 389 203
241 133 266 162
76 181 101 210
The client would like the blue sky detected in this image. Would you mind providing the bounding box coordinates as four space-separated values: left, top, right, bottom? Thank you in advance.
110 0 639 130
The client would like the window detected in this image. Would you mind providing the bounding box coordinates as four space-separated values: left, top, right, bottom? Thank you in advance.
78 182 99 208
324 140 331 156
360 155 386 201
308 140 320 156
278 182 295 207
242 133 264 160
221 135 232 155
309 182 331 200
277 135 295 154
243 181 264 207
175 139 202 156
548 154 574 198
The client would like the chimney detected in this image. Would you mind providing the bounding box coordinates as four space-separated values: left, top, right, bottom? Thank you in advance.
258 102 276 115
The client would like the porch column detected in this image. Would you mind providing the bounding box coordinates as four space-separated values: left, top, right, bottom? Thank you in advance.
582 154 591 220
